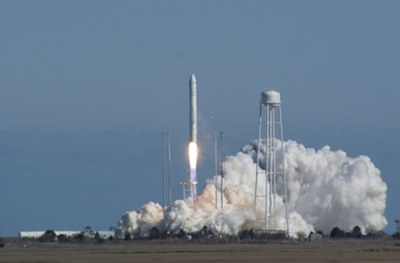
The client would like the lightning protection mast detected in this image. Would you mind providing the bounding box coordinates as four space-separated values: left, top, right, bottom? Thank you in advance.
161 131 173 211
254 89 289 236
214 131 224 209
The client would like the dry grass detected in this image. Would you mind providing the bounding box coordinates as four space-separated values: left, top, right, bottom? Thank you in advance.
0 240 399 263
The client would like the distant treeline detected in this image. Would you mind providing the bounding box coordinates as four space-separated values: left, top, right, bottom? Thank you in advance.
2 225 400 246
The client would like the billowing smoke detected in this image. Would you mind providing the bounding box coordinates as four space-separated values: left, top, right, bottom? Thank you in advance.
117 140 387 237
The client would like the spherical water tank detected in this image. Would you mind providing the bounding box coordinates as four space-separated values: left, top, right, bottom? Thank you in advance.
261 90 281 107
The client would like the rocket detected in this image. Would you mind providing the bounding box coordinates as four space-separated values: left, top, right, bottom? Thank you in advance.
187 74 198 201
189 74 197 143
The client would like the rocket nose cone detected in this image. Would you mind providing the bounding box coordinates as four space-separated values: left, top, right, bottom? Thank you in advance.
190 74 196 83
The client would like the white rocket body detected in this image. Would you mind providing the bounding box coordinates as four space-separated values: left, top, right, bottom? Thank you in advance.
187 74 198 201
189 74 197 143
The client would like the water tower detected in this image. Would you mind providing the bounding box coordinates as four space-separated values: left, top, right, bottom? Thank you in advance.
254 89 289 235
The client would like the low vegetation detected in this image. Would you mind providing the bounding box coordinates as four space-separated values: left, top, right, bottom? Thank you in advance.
5 225 400 246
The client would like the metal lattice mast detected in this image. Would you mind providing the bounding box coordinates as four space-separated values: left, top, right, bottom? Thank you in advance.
167 132 172 206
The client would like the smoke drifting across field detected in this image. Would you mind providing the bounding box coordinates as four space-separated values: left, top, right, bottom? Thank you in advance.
118 140 387 237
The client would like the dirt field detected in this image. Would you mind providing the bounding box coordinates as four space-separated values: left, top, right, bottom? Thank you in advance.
1 240 399 263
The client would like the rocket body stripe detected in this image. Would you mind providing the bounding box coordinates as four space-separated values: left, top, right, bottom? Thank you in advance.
190 74 197 143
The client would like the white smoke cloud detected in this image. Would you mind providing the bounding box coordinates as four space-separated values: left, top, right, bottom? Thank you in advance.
117 140 387 237
118 201 164 236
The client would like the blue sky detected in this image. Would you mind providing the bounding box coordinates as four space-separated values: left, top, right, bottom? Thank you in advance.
0 0 399 236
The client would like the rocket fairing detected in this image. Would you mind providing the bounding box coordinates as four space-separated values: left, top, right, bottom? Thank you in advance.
189 74 197 143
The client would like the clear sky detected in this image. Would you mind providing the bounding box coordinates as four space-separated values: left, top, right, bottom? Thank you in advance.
0 0 399 236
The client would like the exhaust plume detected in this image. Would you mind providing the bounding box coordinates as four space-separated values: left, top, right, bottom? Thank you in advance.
188 142 198 183
118 140 387 237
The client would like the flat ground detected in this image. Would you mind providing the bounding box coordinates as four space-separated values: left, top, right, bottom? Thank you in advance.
1 240 399 263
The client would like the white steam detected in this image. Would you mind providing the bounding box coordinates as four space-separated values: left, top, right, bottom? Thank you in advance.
118 140 387 237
